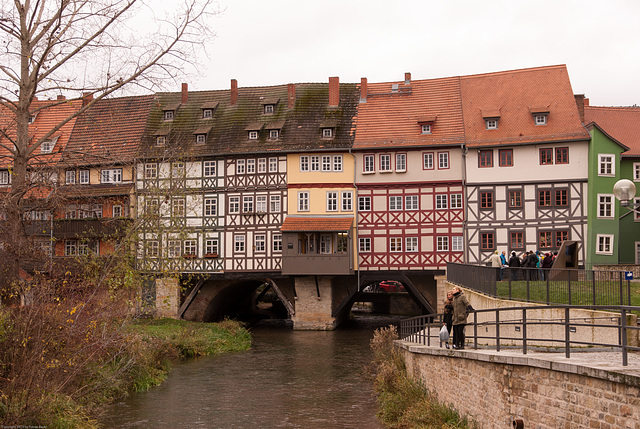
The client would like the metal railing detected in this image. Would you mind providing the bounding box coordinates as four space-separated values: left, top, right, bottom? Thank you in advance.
447 262 634 306
399 305 640 366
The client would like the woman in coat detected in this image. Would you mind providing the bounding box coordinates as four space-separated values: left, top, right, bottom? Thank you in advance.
451 286 473 349
442 291 454 348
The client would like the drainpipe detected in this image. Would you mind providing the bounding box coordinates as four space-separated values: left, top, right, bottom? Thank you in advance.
349 148 360 291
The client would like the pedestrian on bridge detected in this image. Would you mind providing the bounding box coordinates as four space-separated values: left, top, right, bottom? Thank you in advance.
442 291 454 349
451 286 473 349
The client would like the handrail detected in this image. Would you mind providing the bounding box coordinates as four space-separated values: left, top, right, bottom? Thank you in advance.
400 305 640 366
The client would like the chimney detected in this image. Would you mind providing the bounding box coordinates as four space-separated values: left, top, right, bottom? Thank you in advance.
288 83 296 108
574 94 586 123
181 83 188 104
404 72 411 85
360 78 368 103
82 92 93 107
57 95 65 101
230 79 238 106
329 76 339 107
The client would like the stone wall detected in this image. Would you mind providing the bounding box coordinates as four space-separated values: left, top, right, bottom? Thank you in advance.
155 277 179 318
398 344 640 429
291 276 336 330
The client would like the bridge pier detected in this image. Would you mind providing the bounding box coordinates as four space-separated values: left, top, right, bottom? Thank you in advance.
291 276 343 330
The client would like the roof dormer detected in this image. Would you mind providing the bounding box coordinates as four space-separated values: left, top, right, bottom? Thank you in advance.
261 98 280 115
529 107 550 126
162 103 180 121
482 109 501 130
418 116 437 135
201 101 219 119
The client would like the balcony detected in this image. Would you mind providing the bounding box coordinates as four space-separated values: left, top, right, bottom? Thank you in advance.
281 253 352 275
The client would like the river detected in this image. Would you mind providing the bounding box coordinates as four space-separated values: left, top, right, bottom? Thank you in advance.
100 316 396 428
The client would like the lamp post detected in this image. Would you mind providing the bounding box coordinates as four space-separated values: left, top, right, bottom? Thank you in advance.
613 179 637 206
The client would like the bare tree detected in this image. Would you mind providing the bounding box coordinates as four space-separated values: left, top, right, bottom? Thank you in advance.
0 0 217 287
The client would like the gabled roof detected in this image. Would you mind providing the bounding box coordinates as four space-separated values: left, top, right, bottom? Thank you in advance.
140 82 359 159
584 106 640 157
63 95 155 167
0 99 82 168
460 65 589 148
353 76 465 149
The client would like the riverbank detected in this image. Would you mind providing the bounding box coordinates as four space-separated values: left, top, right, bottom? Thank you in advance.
0 315 251 428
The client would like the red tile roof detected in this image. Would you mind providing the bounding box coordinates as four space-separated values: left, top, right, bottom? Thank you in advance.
460 65 589 147
584 106 640 157
354 76 465 149
281 216 354 232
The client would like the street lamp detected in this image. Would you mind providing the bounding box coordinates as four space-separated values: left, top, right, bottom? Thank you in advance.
613 179 636 206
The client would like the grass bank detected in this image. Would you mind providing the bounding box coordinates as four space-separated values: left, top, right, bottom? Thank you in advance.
368 326 477 429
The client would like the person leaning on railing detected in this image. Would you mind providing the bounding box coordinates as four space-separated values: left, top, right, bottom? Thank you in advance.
451 286 474 349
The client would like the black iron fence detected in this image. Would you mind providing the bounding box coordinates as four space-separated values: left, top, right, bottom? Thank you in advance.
399 305 640 366
446 262 634 306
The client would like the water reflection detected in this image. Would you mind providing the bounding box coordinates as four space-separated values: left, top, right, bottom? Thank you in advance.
100 317 395 428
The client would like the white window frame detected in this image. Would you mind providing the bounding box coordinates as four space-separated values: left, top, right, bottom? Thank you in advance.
156 136 166 146
79 170 89 184
534 114 547 125
40 137 57 153
358 196 371 211
310 156 320 171
406 237 418 252
322 155 332 172
196 134 206 144
229 196 240 214
363 154 375 173
597 194 614 219
65 239 77 256
204 198 217 217
450 194 463 209
405 195 418 211
236 159 246 174
101 168 122 183
389 237 402 252
144 163 157 179
167 240 181 258
254 235 266 252
341 191 353 212
272 234 283 252
203 160 216 177
247 159 256 174
1 170 12 184
322 128 333 138
395 153 406 172
202 108 213 119
423 152 434 170
269 157 278 172
248 130 258 140
163 110 174 121
333 155 343 172
264 104 275 114
243 196 254 213
65 170 76 184
452 236 464 252
270 195 281 213
256 195 267 213
598 154 615 177
171 162 185 178
436 194 448 210
389 196 403 211
172 198 185 217
183 240 197 257
205 239 219 255
326 191 338 212
485 119 498 129
146 240 159 258
421 124 431 134
112 204 123 218
234 235 245 253
359 237 371 252
596 234 614 255
438 152 449 169
298 191 309 212
300 156 309 172
437 236 449 252
258 158 267 173
380 154 391 172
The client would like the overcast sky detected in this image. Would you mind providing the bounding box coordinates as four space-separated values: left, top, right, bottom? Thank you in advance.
183 0 640 107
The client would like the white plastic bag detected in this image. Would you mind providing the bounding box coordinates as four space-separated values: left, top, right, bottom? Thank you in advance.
439 325 449 343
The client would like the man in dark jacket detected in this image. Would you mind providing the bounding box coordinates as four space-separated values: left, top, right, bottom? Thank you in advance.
508 251 520 280
451 286 473 349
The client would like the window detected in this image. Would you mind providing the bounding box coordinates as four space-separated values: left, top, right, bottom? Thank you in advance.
358 196 371 211
395 153 406 172
598 154 614 176
421 124 431 134
635 197 640 222
202 108 213 119
555 230 568 247
101 168 122 183
272 234 283 252
144 163 157 179
437 236 449 252
534 114 547 125
270 195 281 212
326 192 338 211
452 236 464 252
510 231 524 249
204 198 217 216
555 147 569 164
248 130 258 140
247 159 255 174
40 138 57 153
77 240 98 255
380 154 391 172
164 110 174 121
203 161 216 177
229 196 240 214
74 170 87 185
234 235 245 253
269 157 278 172
256 195 267 213
310 156 320 171
423 152 434 170
538 190 552 207
264 104 274 114
146 240 159 258
555 189 568 207
300 156 309 172
156 136 166 146
269 129 279 140
243 196 254 213
485 119 498 129
112 205 123 218
436 194 448 209
481 232 495 250
634 163 640 181
598 194 614 218
479 150 493 168
196 134 206 144
438 152 449 169
480 191 494 209
166 240 181 258
172 199 185 217
389 196 403 211
258 159 267 173
405 195 418 210
595 235 614 255
540 148 553 165
298 191 309 211
341 191 352 211
236 159 245 174
320 235 332 254
359 237 371 252
539 231 553 248
390 237 402 252
499 149 513 167
333 155 343 172
450 194 463 209
322 128 333 138
322 156 332 172
364 155 375 173
65 240 77 256
508 190 522 208
171 162 185 178
205 239 219 255
255 235 266 252
65 170 76 184
406 237 418 252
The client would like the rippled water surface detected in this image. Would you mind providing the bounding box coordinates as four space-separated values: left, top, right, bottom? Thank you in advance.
100 318 393 428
